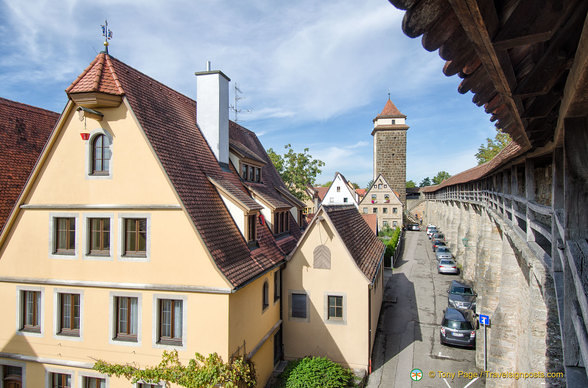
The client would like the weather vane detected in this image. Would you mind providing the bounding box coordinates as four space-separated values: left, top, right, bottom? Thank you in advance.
101 20 113 54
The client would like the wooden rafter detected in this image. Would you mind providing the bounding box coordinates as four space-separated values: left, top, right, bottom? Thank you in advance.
447 0 531 149
554 11 588 146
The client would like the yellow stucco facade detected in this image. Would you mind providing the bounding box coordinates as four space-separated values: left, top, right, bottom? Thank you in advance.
282 209 383 371
0 99 280 387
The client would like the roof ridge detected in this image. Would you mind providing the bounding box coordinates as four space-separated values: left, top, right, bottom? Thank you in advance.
108 55 193 103
92 53 105 91
65 53 102 93
104 55 124 94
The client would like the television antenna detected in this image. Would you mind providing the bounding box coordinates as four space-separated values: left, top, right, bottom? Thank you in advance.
230 83 251 122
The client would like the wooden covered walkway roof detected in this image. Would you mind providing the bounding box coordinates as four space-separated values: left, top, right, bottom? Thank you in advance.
391 0 588 151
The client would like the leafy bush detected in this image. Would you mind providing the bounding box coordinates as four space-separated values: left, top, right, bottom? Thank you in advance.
380 227 401 262
93 350 256 388
279 357 354 388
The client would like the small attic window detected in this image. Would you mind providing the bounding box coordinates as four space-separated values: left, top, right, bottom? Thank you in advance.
241 163 261 183
391 119 396 124
246 213 258 247
336 186 341 192
86 129 112 180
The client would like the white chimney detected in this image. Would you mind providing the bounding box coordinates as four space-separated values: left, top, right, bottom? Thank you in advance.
195 63 231 166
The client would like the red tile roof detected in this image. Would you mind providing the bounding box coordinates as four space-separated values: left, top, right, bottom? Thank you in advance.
421 141 524 193
71 53 297 287
66 53 124 95
323 205 385 282
376 98 406 118
315 186 328 201
361 214 378 235
355 188 367 197
0 98 58 232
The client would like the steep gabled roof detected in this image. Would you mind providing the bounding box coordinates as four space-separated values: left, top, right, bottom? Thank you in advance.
0 98 58 233
66 53 293 287
322 205 384 282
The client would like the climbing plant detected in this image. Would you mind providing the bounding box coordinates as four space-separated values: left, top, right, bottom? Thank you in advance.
93 350 256 388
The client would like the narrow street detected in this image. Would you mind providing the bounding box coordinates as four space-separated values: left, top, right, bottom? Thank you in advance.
367 230 485 388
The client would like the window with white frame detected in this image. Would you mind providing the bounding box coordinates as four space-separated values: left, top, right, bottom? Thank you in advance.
114 296 138 342
20 290 41 333
50 372 71 388
136 383 162 388
86 130 112 178
88 218 110 256
325 293 346 324
2 364 23 387
157 299 183 345
54 218 75 255
83 376 106 388
327 295 343 320
58 293 80 336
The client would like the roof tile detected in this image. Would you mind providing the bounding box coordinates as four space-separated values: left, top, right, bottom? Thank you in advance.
0 98 58 233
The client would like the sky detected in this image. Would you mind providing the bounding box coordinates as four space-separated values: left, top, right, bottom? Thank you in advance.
0 0 498 188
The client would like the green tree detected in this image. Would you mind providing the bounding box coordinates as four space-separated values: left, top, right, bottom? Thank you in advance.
321 181 332 187
475 128 511 165
267 144 325 201
419 177 431 187
406 180 416 188
366 179 374 190
432 171 451 185
93 350 256 388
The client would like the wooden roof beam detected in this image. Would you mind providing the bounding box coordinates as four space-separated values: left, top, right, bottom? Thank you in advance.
493 0 576 50
448 0 531 149
554 10 588 146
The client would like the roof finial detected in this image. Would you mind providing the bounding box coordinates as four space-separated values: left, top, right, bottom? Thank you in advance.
387 92 391 100
101 20 113 54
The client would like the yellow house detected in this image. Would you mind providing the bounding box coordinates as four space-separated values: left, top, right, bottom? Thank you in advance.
282 205 385 373
359 174 403 230
0 53 304 387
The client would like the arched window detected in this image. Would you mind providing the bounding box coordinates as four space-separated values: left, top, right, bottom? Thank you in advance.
92 134 111 175
262 281 269 311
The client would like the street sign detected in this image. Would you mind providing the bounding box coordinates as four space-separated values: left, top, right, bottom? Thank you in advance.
479 314 490 326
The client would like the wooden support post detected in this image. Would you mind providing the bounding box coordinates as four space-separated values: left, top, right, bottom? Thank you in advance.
552 148 564 272
563 117 588 372
525 158 536 242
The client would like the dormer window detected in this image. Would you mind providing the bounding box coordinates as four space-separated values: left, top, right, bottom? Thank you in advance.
247 213 257 245
241 163 261 183
274 210 290 235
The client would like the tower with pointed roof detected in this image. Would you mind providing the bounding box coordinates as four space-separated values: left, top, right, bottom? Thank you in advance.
372 98 409 206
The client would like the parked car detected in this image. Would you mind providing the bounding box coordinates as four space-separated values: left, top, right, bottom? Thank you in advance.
426 225 437 239
447 280 477 311
432 239 446 251
408 223 420 231
440 307 477 348
435 246 452 261
438 258 458 274
432 232 445 241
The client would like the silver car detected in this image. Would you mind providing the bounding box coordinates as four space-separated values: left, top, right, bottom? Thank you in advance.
438 259 458 274
435 246 452 261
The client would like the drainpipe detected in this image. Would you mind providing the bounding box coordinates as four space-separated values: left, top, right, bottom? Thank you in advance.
368 284 372 374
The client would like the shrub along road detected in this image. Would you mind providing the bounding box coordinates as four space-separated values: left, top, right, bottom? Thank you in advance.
367 230 484 387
